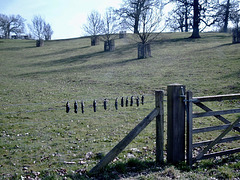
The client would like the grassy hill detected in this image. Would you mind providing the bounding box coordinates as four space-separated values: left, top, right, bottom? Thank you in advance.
0 33 240 179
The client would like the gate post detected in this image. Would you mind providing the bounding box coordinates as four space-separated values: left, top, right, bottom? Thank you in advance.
167 84 186 164
155 90 164 164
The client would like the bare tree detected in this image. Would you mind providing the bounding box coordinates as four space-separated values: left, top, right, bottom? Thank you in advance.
83 11 104 46
116 0 160 34
29 15 53 41
102 8 119 51
102 8 119 42
136 6 162 44
136 3 163 58
29 15 45 40
0 14 25 39
83 11 103 36
215 0 240 32
167 0 192 32
44 22 53 40
190 0 220 38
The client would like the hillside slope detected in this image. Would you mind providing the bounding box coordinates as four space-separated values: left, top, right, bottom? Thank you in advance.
0 33 240 179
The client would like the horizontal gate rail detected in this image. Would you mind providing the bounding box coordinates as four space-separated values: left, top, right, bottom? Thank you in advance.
193 123 240 134
193 135 240 148
192 109 240 118
192 93 240 103
200 148 240 160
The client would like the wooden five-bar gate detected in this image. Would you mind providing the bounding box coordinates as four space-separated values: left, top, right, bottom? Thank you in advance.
90 84 240 174
186 91 240 166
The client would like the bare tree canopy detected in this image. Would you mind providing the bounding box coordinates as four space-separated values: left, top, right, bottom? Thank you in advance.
29 15 53 40
116 0 161 34
29 15 45 40
83 11 104 36
215 0 240 32
44 22 54 40
0 14 25 39
167 0 192 32
136 4 163 44
102 8 119 41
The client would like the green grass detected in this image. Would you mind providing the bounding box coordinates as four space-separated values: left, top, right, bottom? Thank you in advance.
0 32 240 179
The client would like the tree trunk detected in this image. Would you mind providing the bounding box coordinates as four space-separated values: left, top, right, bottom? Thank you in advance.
119 31 126 39
232 28 240 43
138 43 151 59
134 16 139 34
223 0 230 33
104 39 115 52
185 7 189 32
190 0 201 38
91 36 99 46
36 39 44 47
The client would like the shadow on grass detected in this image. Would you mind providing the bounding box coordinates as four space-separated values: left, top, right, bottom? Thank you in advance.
23 49 104 68
21 42 137 68
27 46 91 59
16 56 144 78
16 43 142 77
68 159 161 180
0 46 36 51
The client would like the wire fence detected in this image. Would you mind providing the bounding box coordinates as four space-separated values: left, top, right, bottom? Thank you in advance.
1 94 156 115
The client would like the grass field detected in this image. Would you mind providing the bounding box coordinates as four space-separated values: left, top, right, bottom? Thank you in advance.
0 32 240 179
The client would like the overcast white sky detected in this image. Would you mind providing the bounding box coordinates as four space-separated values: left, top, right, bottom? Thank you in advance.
0 0 122 39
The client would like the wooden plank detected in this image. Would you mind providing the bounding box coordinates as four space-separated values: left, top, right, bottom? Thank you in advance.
193 123 240 134
186 91 193 166
193 136 240 148
194 102 240 133
200 148 240 160
193 93 240 103
192 109 240 118
156 90 164 164
167 84 186 164
194 117 240 161
89 108 159 174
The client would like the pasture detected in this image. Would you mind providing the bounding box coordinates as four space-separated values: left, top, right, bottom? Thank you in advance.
0 32 240 179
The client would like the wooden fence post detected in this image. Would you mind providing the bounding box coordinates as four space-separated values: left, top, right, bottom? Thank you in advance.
155 90 164 164
167 84 186 164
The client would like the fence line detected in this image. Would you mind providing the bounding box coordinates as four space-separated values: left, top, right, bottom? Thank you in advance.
0 100 155 115
1 94 156 115
1 94 154 107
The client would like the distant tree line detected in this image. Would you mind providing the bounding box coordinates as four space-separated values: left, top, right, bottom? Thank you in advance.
0 14 53 40
82 0 239 58
83 0 239 40
167 0 239 37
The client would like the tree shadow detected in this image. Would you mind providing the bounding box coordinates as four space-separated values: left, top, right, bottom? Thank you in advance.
199 42 234 52
152 37 197 45
27 46 90 59
21 49 105 68
0 46 35 51
16 55 143 78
